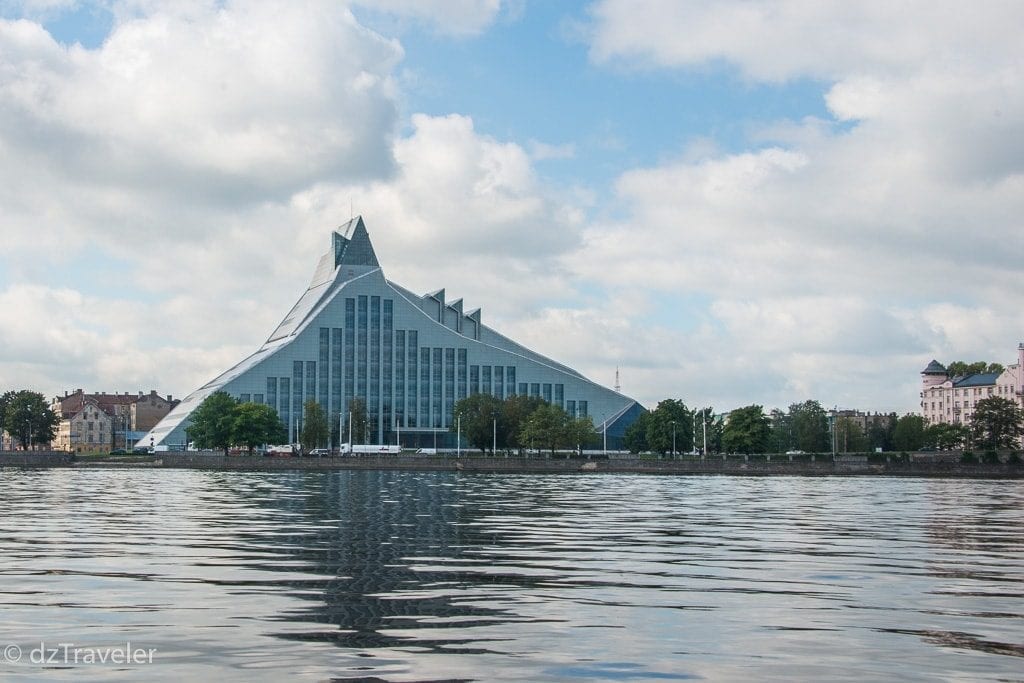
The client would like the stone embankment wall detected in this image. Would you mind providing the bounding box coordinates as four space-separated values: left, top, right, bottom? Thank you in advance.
0 451 75 467
1 451 1021 477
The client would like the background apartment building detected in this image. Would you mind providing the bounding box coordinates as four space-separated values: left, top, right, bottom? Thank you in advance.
920 343 1024 426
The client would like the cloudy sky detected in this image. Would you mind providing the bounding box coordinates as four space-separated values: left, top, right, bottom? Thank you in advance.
1 0 1022 415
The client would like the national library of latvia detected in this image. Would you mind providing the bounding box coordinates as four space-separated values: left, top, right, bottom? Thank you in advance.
139 217 644 451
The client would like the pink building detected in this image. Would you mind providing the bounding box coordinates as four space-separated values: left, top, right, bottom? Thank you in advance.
920 343 1024 426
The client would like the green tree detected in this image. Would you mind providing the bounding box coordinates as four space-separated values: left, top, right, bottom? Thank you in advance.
695 407 720 455
834 417 868 453
452 393 504 453
645 399 692 455
500 394 547 453
768 408 793 453
925 422 969 450
623 410 650 453
893 414 926 451
946 361 1004 377
300 400 330 453
345 398 369 445
232 402 286 455
970 396 1023 450
2 390 59 450
520 402 570 456
563 415 597 455
867 415 896 452
186 391 238 455
722 405 770 454
790 400 829 452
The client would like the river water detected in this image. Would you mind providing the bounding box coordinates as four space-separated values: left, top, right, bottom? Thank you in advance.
0 469 1021 681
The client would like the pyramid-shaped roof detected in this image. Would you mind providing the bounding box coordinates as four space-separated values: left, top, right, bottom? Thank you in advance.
334 216 379 268
922 359 947 375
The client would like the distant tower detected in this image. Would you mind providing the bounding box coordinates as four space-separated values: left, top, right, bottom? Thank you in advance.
614 367 621 394
921 359 948 390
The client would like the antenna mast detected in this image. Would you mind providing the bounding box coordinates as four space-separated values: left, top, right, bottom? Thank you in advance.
614 366 621 393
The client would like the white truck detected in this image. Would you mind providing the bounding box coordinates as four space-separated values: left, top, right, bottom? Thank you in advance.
338 444 402 456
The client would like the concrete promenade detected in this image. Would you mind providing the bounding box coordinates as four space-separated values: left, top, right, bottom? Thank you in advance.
2 451 1022 478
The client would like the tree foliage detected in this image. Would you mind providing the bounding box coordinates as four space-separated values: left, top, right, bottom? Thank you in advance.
789 400 829 452
186 392 239 455
300 400 330 452
345 398 369 445
970 396 1023 450
623 411 650 454
644 399 692 455
946 361 1004 377
520 402 571 456
2 390 59 450
834 417 868 453
694 407 721 455
722 405 770 454
500 394 547 452
925 422 969 450
452 393 504 453
893 414 926 451
233 402 287 455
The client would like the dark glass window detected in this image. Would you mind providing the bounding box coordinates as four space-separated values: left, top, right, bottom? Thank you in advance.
519 382 527 396
420 347 430 428
444 348 455 428
253 393 263 404
507 367 516 394
482 365 491 395
293 361 303 420
396 330 406 427
494 366 504 399
432 348 442 428
319 328 330 409
331 328 342 418
579 400 588 417
567 400 576 418
457 349 468 400
554 384 564 408
408 331 418 427
306 361 316 403
470 365 479 395
542 383 552 403
530 383 540 398
239 393 250 403
267 378 277 411
280 377 291 431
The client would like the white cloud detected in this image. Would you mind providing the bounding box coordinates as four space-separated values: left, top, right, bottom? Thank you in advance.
352 0 503 37
555 0 1024 412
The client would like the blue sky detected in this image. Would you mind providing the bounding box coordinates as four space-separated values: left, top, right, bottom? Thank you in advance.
1 1 1022 415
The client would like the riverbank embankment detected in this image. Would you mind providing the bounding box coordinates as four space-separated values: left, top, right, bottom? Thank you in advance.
2 451 1022 477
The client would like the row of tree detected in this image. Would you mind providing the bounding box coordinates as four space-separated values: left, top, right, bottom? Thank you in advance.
452 393 595 455
0 390 59 450
730 398 1020 455
623 399 723 455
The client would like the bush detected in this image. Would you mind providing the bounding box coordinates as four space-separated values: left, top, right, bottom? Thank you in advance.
961 451 977 464
1008 452 1022 465
982 450 1001 464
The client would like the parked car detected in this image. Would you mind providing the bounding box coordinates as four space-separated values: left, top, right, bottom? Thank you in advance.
309 448 330 457
785 450 805 455
109 448 127 455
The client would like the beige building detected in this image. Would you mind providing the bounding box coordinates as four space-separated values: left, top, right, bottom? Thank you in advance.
51 389 177 453
920 343 1024 426
53 396 113 454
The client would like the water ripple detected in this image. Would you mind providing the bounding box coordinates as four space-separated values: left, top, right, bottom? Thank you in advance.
0 469 1022 681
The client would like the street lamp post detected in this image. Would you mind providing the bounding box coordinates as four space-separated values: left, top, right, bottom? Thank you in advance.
493 417 498 456
702 410 708 459
457 414 461 457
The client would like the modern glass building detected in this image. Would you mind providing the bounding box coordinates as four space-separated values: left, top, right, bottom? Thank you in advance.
138 217 644 450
